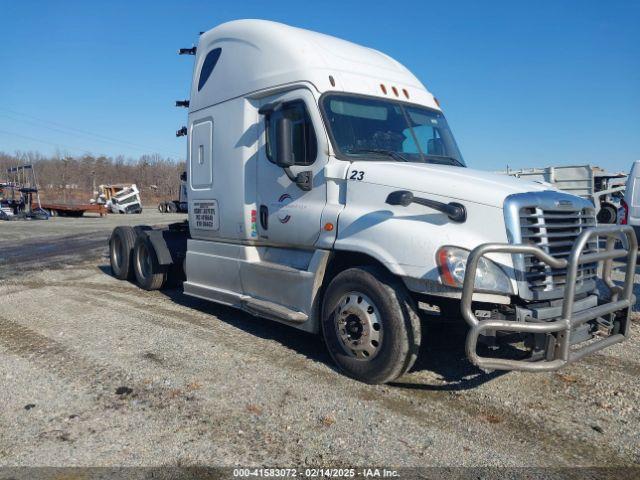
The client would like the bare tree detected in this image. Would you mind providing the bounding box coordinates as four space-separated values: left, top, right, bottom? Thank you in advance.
0 151 186 205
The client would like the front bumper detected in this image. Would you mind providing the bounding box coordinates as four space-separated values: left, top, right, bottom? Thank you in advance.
461 225 637 372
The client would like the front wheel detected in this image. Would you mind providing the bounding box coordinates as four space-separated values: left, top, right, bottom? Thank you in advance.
321 266 421 384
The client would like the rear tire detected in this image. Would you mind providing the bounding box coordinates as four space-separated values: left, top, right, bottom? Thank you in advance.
133 234 166 290
109 226 137 280
321 266 421 384
166 202 178 213
158 202 166 213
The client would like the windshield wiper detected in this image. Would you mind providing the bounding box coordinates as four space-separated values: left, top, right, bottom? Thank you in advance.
423 155 464 167
347 148 409 162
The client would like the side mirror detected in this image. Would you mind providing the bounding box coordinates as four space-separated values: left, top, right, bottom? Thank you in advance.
427 138 444 156
275 116 294 168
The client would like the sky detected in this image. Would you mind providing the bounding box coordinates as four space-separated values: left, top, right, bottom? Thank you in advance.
1 0 638 173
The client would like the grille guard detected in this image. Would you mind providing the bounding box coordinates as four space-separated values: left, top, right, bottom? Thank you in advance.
461 225 638 372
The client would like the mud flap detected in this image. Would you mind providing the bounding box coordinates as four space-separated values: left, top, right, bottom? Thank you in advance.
144 228 188 267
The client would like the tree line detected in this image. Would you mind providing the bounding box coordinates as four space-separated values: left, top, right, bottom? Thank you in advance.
0 151 186 204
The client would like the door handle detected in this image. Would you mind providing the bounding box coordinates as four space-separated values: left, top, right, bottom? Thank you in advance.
259 205 268 230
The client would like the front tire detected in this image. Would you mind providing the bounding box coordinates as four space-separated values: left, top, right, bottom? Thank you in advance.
133 234 166 290
321 266 421 384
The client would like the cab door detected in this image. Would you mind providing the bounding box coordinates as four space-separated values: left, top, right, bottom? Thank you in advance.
256 89 328 248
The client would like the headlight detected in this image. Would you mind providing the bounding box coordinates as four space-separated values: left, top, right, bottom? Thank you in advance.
436 246 513 294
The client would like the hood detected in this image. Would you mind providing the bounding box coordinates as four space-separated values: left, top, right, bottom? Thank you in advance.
349 161 552 208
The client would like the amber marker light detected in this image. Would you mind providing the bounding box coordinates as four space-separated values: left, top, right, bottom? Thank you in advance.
437 247 457 287
324 223 334 231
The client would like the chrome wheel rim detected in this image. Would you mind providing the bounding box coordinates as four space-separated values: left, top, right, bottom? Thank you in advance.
334 291 382 360
137 242 151 278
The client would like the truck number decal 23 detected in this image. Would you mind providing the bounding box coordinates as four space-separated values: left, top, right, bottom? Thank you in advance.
349 170 365 181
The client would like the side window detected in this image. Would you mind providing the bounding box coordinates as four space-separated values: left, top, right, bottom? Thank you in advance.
198 48 222 92
265 101 317 166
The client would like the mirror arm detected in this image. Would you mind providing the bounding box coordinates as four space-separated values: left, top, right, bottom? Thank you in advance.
386 190 466 223
284 167 312 191
295 170 312 191
413 197 466 222
283 166 297 183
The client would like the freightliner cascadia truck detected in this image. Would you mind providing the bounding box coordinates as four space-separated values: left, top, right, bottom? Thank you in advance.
108 20 636 384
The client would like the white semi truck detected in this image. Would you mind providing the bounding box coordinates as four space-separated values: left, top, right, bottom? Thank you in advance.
108 20 636 384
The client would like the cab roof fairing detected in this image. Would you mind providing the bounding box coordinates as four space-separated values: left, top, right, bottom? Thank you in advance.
189 19 440 112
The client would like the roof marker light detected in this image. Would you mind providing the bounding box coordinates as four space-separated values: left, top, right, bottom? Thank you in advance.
434 96 441 107
329 75 335 87
392 86 399 97
380 84 387 94
402 88 409 99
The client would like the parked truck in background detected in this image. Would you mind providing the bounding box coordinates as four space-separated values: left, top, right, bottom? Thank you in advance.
503 165 627 225
108 20 636 384
157 172 188 213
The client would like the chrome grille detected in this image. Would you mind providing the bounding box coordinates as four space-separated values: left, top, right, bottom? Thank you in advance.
519 206 598 294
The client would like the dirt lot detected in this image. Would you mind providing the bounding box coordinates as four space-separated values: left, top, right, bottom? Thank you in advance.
0 210 639 468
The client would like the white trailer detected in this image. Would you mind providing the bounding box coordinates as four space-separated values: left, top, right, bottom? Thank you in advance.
108 20 635 383
503 165 627 224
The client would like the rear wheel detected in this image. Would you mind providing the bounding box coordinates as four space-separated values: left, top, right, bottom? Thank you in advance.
109 226 137 280
597 203 617 224
158 202 166 213
133 234 166 290
166 202 178 213
321 266 421 384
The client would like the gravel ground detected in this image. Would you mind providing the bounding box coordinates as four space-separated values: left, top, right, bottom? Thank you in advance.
0 211 639 468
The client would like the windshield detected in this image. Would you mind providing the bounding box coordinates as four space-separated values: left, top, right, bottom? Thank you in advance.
321 94 465 167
